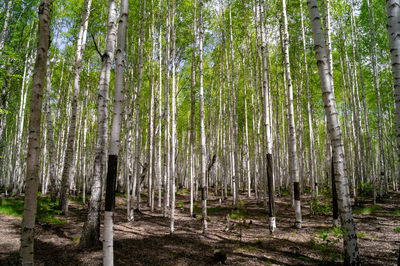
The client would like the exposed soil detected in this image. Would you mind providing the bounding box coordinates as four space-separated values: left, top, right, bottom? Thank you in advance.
1 191 399 265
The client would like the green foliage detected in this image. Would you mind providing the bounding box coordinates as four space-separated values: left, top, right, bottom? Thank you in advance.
353 205 382 215
233 245 259 253
229 200 247 220
311 198 332 214
176 201 184 207
359 183 374 197
395 227 400 233
0 108 8 114
0 197 24 217
310 226 343 262
0 196 68 225
392 210 400 215
176 189 189 195
229 212 244 220
70 195 89 203
357 232 365 238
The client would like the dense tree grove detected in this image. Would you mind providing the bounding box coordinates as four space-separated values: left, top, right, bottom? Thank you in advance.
0 0 399 264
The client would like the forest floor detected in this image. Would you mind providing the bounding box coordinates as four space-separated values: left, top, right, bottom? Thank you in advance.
0 189 399 265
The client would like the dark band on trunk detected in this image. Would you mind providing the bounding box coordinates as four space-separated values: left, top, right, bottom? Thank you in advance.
331 160 339 220
105 154 118 212
294 182 300 201
266 153 275 217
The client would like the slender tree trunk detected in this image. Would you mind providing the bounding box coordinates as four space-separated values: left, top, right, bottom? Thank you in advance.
157 0 163 209
148 0 156 213
134 0 146 214
199 0 207 234
59 0 92 215
0 0 11 58
170 0 177 234
45 58 57 202
307 1 360 264
80 0 117 248
190 0 197 218
300 0 316 204
243 56 251 198
259 0 276 233
163 0 170 218
228 2 239 207
387 0 400 182
282 0 301 229
20 1 52 264
367 0 386 199
103 1 128 264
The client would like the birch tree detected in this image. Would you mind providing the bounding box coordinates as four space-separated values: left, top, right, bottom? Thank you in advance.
103 0 128 264
80 0 118 248
307 0 360 263
20 0 52 264
259 0 276 233
170 0 177 234
387 0 400 175
282 0 301 229
199 0 208 234
59 0 92 215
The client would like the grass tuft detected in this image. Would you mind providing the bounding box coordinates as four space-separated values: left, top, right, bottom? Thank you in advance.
353 205 382 215
0 196 68 225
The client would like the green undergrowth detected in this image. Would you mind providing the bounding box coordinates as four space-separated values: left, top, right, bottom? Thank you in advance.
353 205 382 215
234 245 259 253
392 209 400 215
311 198 332 214
229 200 247 220
177 189 189 195
311 226 343 262
359 183 374 197
0 196 68 225
395 227 400 233
193 205 230 214
70 195 89 203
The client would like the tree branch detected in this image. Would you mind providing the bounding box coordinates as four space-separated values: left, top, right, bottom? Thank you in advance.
91 33 103 59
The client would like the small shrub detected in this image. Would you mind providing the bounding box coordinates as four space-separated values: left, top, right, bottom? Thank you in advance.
312 198 331 214
356 232 365 238
281 189 290 196
176 202 184 207
303 186 311 194
311 226 343 262
359 183 374 197
176 189 189 195
392 210 400 215
395 227 400 233
229 212 244 220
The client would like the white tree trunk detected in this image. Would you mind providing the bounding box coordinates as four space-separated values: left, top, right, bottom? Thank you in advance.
199 0 207 234
103 0 128 264
80 0 117 249
190 0 197 218
307 1 360 264
0 0 11 58
170 0 177 234
20 1 52 264
282 0 301 229
59 0 92 215
259 0 276 233
387 0 400 186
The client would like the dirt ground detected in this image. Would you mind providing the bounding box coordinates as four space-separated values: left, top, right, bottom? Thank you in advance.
0 190 399 265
